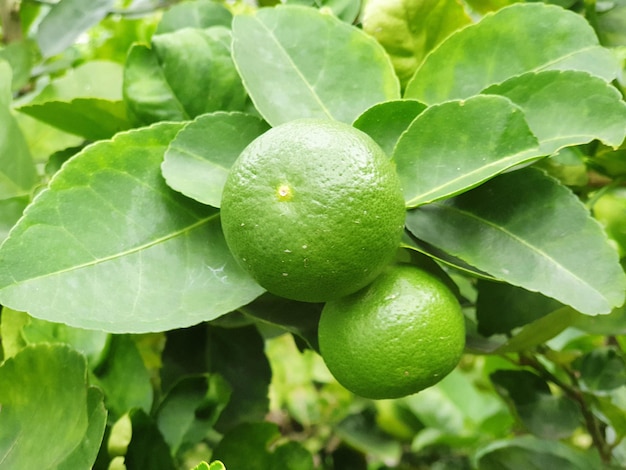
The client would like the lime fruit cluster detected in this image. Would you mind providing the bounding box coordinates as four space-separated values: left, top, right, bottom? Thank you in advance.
220 119 406 303
318 264 466 399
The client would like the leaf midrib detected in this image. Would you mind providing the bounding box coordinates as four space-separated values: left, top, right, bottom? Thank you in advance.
2 213 219 288
433 202 607 304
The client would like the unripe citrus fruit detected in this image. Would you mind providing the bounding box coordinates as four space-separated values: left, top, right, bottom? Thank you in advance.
220 119 406 303
593 186 626 259
318 264 465 399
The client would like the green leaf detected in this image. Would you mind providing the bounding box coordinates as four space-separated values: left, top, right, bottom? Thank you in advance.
156 0 233 34
36 0 116 58
490 370 580 439
476 281 565 336
362 0 472 87
212 422 314 470
483 70 626 156
18 61 131 140
191 462 226 470
21 317 110 367
352 100 426 157
156 374 231 457
124 27 247 126
207 326 272 433
405 369 510 450
405 3 620 104
162 112 270 207
239 293 323 351
92 335 153 420
494 307 579 354
0 308 29 359
575 347 626 392
160 325 271 433
0 196 28 242
335 412 402 465
475 435 603 470
55 387 108 470
0 40 37 92
0 122 264 333
231 5 400 126
124 409 176 470
394 95 539 207
405 168 626 315
0 62 38 199
0 344 105 469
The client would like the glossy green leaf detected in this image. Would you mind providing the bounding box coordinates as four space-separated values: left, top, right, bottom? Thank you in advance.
21 317 110 367
231 5 400 126
92 335 153 420
575 347 626 392
0 344 105 469
476 281 565 337
395 95 538 207
336 413 402 464
483 70 626 155
598 1 626 47
405 3 620 104
156 0 233 34
162 112 269 207
352 100 426 157
405 168 626 314
190 462 226 470
18 61 130 140
0 62 38 199
0 122 265 333
124 27 247 126
156 374 231 457
36 0 115 58
490 370 580 439
475 435 603 470
362 0 471 87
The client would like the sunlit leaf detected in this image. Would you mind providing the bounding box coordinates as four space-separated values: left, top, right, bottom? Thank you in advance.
124 27 247 125
156 0 232 34
483 70 626 155
162 112 269 207
394 95 538 207
36 0 115 58
232 5 400 126
0 344 105 469
0 122 265 333
405 3 620 104
406 168 626 314
352 100 426 157
0 62 38 199
362 0 471 87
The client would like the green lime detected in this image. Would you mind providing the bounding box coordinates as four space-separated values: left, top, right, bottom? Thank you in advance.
318 264 465 399
220 119 406 303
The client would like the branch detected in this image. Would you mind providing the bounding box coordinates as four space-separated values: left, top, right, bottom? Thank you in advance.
0 0 22 44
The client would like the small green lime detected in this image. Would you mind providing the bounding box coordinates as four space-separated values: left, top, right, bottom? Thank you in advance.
593 186 626 259
318 264 465 399
220 119 406 303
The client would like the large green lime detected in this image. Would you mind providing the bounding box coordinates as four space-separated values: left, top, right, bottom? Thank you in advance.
220 119 406 302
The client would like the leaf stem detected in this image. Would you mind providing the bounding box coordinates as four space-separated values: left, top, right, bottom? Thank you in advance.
520 352 613 464
0 0 22 44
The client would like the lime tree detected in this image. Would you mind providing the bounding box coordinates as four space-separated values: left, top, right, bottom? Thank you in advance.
220 119 406 303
